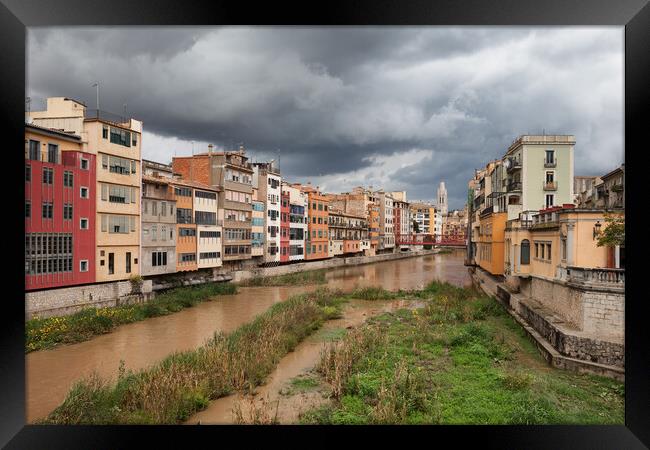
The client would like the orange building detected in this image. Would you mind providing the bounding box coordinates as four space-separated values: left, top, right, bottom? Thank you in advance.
172 179 198 272
299 185 329 260
477 210 507 276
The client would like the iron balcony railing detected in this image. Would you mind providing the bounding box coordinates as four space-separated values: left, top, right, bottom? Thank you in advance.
543 181 558 191
507 181 522 192
84 109 131 125
544 157 557 168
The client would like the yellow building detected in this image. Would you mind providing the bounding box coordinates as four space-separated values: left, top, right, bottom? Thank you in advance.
505 206 624 282
30 97 142 281
476 210 507 276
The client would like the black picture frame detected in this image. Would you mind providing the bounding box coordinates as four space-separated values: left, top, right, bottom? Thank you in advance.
1 0 648 448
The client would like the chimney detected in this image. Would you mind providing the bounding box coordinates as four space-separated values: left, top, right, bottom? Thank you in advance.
208 144 214 154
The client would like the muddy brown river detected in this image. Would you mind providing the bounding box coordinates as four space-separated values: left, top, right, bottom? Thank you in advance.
26 250 470 423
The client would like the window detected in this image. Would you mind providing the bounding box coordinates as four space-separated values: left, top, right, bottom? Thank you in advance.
25 201 31 218
80 187 89 199
545 150 554 164
25 165 31 182
47 143 58 163
152 201 157 215
28 140 40 160
545 194 554 208
81 158 89 170
42 167 53 184
534 243 539 258
126 252 132 273
152 251 168 266
151 225 157 241
174 186 192 197
42 202 53 219
200 231 220 238
561 238 567 261
103 125 109 139
540 243 545 259
108 215 131 234
80 218 88 230
161 202 166 217
108 253 114 274
195 211 217 225
195 190 217 200
180 253 196 262
546 171 554 183
521 240 530 265
177 208 193 224
546 243 551 261
179 227 196 237
80 260 88 272
132 133 137 146
63 171 74 187
63 204 73 220
200 252 219 259
110 127 131 147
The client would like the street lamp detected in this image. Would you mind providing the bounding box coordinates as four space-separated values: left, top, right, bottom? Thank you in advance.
593 221 602 240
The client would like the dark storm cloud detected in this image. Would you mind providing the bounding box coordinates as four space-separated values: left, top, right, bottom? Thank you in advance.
27 27 623 209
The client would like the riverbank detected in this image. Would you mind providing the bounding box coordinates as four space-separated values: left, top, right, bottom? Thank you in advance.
298 282 624 425
26 282 237 353
25 249 438 353
42 287 354 424
26 251 470 423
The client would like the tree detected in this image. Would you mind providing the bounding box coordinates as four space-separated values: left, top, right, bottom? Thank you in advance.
412 220 420 234
596 213 625 248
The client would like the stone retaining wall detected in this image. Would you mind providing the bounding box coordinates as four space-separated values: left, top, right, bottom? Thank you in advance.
25 280 153 320
518 299 624 367
231 249 438 283
25 249 438 320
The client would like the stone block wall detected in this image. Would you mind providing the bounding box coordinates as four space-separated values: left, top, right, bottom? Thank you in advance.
582 290 624 338
524 276 584 329
26 279 153 320
519 299 624 367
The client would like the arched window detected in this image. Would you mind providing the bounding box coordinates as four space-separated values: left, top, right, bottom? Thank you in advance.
521 239 530 265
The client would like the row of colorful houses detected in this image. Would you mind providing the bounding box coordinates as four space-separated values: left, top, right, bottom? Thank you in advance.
26 96 462 292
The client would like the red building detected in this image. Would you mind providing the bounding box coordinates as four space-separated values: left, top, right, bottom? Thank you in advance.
280 190 290 263
25 124 96 290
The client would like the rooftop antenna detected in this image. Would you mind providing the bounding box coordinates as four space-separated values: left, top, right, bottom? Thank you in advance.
91 82 100 110
123 103 127 120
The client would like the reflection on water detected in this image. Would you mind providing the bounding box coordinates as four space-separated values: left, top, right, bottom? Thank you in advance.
26 250 469 422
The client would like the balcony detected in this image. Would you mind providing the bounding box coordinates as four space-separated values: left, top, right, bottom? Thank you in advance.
543 181 558 191
558 266 625 291
506 159 522 173
544 158 557 168
507 181 522 192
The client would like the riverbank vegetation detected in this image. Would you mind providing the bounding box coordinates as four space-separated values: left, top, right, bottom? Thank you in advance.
301 281 624 425
41 287 347 424
26 282 237 353
237 269 327 287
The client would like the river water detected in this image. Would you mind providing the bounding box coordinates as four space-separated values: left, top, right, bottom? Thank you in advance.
26 250 470 423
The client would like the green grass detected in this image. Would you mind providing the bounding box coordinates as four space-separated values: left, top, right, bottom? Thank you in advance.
346 286 398 301
238 269 327 287
304 280 624 425
26 282 237 353
41 287 348 424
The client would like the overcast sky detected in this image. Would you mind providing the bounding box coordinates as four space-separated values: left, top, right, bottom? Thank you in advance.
27 27 623 209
